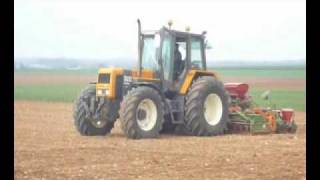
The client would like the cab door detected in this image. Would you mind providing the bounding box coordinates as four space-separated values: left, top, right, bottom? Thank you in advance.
159 29 175 90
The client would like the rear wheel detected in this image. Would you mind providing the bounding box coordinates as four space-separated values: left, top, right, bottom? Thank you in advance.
73 85 119 136
119 86 164 139
184 76 229 136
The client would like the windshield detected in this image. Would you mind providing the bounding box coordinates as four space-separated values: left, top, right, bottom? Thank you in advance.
141 37 159 71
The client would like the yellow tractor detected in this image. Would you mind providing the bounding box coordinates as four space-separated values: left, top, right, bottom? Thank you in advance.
73 19 229 139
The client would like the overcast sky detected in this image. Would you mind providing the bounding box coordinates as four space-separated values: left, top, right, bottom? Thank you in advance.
14 0 306 62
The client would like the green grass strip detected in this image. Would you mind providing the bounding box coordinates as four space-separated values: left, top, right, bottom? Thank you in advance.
14 85 306 111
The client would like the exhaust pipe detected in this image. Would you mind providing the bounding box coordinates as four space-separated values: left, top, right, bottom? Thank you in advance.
137 19 142 76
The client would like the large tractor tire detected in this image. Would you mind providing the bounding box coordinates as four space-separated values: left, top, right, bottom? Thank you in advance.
73 85 119 136
119 86 164 139
184 76 229 136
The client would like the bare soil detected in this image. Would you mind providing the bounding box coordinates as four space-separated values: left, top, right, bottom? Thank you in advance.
14 101 306 180
14 75 96 85
222 77 305 91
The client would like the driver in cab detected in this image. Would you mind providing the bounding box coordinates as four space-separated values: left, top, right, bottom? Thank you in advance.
174 43 182 80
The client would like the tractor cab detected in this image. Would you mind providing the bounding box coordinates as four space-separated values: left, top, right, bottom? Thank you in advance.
138 20 208 92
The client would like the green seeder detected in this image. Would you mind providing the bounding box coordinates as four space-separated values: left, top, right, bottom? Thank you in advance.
224 83 298 134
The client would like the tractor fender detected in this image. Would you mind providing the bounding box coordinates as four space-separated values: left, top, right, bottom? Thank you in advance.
131 82 166 103
132 82 161 94
179 70 219 95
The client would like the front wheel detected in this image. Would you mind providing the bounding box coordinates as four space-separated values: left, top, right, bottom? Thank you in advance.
184 76 229 136
119 86 164 139
73 85 119 136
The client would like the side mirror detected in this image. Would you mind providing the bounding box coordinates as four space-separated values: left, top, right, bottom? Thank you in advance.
205 40 212 49
260 90 271 100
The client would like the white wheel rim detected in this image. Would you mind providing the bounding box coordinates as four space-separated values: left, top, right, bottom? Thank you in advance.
136 98 157 131
204 93 223 126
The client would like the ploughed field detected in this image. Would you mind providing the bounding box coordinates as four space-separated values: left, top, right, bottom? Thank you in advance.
14 68 306 180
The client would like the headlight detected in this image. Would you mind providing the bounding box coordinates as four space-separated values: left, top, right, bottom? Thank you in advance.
97 89 109 96
104 89 109 95
97 89 102 95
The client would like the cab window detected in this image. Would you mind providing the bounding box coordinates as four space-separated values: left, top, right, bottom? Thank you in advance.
141 37 159 71
190 38 204 69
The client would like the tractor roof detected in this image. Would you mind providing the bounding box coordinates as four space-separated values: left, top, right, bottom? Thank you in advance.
168 28 204 38
142 27 205 39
